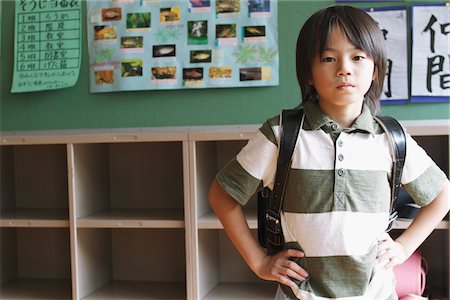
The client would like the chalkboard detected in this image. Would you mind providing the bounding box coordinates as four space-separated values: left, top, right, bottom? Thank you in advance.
1 1 449 132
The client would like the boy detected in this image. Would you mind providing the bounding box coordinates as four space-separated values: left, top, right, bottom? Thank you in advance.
208 5 449 299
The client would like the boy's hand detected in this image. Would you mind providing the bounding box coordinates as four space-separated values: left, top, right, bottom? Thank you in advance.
256 249 309 289
376 232 409 270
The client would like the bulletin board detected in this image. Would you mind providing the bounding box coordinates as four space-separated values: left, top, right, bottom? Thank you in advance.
1 1 449 132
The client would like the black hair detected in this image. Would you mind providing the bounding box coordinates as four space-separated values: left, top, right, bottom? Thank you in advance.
296 5 387 114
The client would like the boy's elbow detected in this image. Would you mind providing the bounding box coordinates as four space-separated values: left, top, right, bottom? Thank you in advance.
208 179 238 211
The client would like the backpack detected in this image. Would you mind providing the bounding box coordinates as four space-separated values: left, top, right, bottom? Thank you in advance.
257 108 407 255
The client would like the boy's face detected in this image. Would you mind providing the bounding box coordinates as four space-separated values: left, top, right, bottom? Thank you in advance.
309 27 375 110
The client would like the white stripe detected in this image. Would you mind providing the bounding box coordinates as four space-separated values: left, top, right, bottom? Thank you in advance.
283 211 389 257
293 130 335 170
292 131 392 172
236 129 278 186
402 133 433 184
290 268 395 300
334 132 391 172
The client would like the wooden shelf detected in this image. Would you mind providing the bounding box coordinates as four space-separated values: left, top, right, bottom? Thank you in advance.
198 209 258 229
393 218 449 230
77 208 185 228
203 283 277 300
0 278 72 299
0 208 69 227
81 281 186 300
1 124 448 299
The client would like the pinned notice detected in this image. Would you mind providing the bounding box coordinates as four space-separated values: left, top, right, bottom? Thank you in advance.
11 0 82 93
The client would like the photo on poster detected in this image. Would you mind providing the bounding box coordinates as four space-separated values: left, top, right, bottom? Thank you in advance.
152 66 177 81
248 0 270 16
209 66 232 78
189 0 211 13
126 12 151 31
216 24 237 45
94 25 117 40
95 70 114 84
216 0 240 14
188 21 208 45
239 66 271 81
190 50 212 63
160 7 180 24
243 26 266 42
121 58 143 77
153 44 176 58
183 67 203 80
120 36 144 53
102 8 122 21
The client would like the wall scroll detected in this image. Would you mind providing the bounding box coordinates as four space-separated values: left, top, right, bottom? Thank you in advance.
411 4 450 102
367 7 408 103
87 0 279 92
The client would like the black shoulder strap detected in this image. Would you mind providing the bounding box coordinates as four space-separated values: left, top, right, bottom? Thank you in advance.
264 108 304 252
374 115 407 229
270 108 304 213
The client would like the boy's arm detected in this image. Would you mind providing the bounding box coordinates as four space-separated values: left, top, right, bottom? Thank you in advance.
208 179 309 288
377 181 450 268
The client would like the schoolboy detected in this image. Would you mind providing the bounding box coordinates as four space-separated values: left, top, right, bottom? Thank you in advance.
209 5 449 299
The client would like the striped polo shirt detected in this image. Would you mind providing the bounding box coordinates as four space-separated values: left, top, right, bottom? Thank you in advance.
217 100 447 300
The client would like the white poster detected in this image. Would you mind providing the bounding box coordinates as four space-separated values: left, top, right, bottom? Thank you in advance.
368 7 408 103
411 4 450 102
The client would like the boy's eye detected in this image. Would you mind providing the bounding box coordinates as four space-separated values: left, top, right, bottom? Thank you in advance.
322 57 335 62
353 55 366 61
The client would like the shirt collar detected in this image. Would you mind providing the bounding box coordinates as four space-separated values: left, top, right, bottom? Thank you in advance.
303 100 375 134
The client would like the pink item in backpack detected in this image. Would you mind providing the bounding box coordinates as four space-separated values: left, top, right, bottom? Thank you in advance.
393 250 427 298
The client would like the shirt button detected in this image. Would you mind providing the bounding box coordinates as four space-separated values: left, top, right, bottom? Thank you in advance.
338 140 344 147
338 154 344 161
332 124 339 130
338 168 345 176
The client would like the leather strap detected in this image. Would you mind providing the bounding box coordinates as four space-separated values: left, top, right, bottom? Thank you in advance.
374 115 407 230
265 108 304 252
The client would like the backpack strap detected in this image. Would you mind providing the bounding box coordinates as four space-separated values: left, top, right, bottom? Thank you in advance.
265 108 304 253
374 115 407 230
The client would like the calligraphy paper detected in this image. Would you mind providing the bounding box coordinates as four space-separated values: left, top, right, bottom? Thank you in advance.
411 4 450 102
87 0 279 92
367 7 408 103
11 0 82 93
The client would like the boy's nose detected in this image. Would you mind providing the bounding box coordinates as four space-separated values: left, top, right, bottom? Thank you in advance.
337 60 352 76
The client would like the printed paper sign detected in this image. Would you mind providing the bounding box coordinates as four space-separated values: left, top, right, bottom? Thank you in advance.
11 0 82 93
411 4 450 101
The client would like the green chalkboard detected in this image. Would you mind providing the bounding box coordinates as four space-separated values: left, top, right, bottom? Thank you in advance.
1 0 449 132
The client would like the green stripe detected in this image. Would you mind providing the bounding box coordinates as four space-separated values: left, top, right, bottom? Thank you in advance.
283 169 390 213
285 242 378 298
404 163 448 207
259 116 279 146
216 158 261 206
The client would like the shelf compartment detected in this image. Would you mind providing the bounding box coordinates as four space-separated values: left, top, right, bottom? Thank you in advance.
0 145 69 226
198 208 258 229
81 281 186 299
0 227 72 299
72 142 185 227
192 140 258 219
197 229 276 300
77 228 186 300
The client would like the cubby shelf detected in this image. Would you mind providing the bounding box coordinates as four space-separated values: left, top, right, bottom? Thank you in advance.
1 120 448 299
